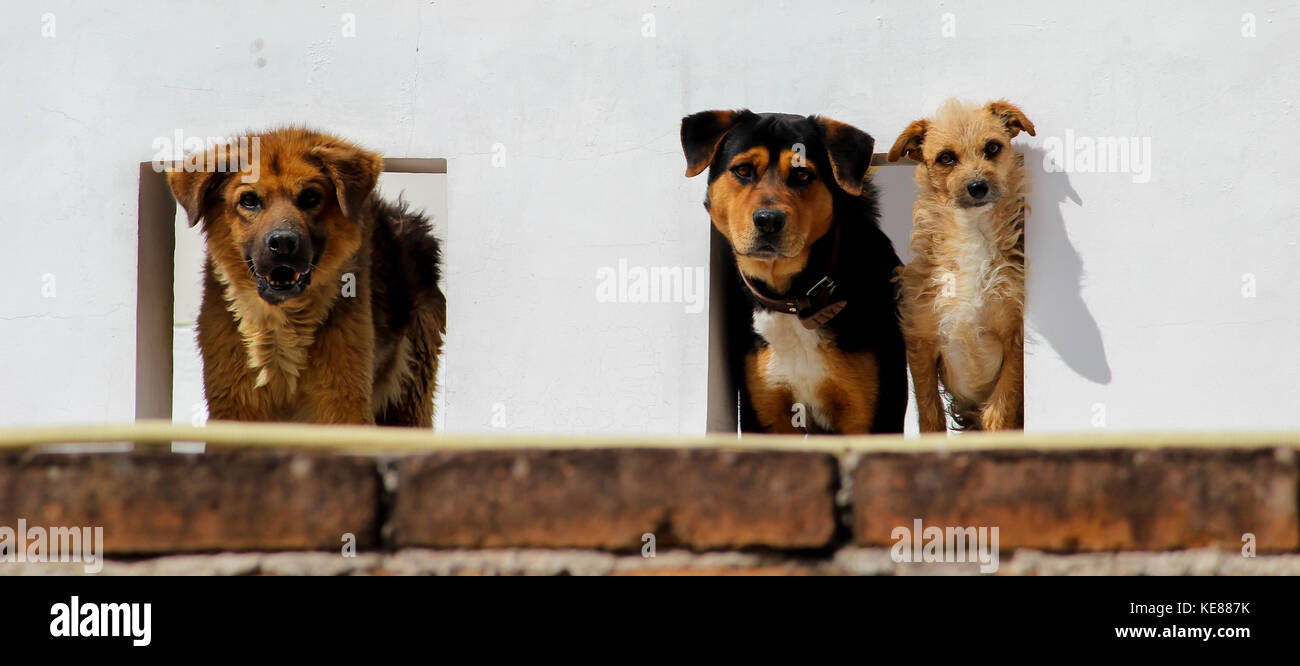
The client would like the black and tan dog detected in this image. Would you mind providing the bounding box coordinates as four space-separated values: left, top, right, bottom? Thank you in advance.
168 127 444 426
682 110 906 434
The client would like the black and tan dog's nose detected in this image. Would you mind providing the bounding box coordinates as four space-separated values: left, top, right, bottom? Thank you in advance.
265 230 301 257
966 179 989 199
752 208 786 234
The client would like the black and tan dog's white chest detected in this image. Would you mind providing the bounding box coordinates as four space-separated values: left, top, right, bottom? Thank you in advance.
739 249 904 435
749 310 838 430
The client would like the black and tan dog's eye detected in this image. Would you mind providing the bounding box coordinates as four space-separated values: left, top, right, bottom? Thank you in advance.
936 151 958 166
238 192 261 209
730 163 754 180
789 168 814 185
297 189 322 209
984 141 1002 158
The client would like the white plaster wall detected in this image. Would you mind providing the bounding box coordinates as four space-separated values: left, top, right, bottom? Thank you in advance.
1 1 1296 432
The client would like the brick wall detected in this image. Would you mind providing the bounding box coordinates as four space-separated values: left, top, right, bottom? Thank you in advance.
2 433 1299 575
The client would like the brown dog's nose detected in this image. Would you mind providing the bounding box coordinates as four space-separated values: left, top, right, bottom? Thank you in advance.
753 208 786 234
966 179 989 199
266 230 300 257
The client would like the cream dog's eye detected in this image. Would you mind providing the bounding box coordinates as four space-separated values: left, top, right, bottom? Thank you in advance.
985 141 1002 158
937 151 957 166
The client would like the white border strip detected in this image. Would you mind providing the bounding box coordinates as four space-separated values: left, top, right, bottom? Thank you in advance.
0 420 1296 455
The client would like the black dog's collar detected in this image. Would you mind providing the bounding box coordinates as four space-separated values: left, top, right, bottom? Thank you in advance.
739 223 846 330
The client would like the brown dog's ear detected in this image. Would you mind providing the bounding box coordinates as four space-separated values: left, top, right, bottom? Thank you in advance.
167 153 229 228
310 144 383 221
680 109 751 178
812 116 875 196
985 100 1036 138
887 119 929 163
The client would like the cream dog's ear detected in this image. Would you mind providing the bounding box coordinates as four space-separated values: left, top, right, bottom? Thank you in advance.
985 100 1036 138
887 119 929 163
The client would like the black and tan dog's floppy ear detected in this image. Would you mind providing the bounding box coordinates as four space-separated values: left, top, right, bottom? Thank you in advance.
813 117 875 196
310 143 383 221
887 119 929 163
985 100 1036 138
680 109 750 178
167 152 228 228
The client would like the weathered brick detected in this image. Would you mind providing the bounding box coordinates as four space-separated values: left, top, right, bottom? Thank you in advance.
0 450 381 554
392 448 837 550
852 448 1299 552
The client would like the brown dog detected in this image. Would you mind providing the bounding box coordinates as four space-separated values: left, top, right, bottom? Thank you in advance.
887 99 1034 431
168 127 444 426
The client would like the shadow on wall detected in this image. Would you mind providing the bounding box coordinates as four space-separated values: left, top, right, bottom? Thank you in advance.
872 163 919 264
1022 146 1111 385
872 150 1111 386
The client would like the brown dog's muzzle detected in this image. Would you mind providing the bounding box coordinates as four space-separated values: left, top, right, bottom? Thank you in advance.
246 222 316 304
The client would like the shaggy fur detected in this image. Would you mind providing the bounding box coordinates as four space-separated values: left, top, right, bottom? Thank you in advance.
683 110 907 434
168 127 445 426
887 99 1033 431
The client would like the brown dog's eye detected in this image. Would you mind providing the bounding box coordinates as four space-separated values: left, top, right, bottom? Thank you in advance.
238 192 261 209
731 164 754 180
789 168 814 185
298 189 322 209
985 141 1002 158
936 151 957 166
